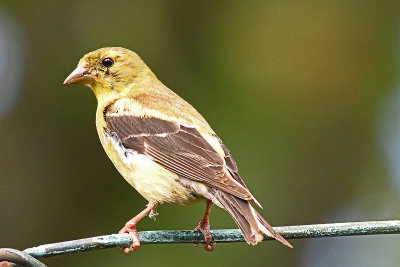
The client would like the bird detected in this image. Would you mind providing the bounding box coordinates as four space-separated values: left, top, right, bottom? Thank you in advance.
64 47 292 253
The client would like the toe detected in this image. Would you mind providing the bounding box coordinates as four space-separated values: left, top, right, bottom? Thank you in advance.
123 247 132 254
204 243 214 251
119 225 140 253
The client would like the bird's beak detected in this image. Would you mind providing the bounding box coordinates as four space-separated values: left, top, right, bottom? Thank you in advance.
63 65 96 85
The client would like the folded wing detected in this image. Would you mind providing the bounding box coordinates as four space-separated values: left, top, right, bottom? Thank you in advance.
105 111 254 201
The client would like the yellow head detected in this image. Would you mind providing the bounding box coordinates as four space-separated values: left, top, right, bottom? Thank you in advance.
64 47 157 99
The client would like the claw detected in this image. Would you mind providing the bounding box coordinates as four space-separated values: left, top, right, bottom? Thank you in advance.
118 202 158 254
119 224 141 253
195 221 214 251
193 200 214 251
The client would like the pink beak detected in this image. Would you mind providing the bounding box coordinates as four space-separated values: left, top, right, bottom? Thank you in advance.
63 65 95 85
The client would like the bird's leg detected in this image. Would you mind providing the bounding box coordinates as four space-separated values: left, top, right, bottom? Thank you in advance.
119 202 158 254
194 200 214 251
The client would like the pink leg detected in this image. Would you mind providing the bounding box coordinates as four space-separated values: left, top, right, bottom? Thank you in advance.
194 200 214 251
119 202 158 254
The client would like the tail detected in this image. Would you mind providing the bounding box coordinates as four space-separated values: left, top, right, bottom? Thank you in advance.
213 190 292 248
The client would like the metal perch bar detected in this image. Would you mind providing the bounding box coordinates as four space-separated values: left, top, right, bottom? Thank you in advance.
20 220 400 259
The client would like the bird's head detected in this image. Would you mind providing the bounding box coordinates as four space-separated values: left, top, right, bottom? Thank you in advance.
64 47 157 99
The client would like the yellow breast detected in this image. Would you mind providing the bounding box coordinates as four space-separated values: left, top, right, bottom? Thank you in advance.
96 115 204 205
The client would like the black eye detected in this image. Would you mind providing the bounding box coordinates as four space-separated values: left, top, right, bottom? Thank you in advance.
102 57 114 68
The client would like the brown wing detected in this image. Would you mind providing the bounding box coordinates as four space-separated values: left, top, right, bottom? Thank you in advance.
105 112 253 200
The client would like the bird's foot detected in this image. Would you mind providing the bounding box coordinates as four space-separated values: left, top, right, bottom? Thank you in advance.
117 203 159 254
194 220 214 251
119 224 140 254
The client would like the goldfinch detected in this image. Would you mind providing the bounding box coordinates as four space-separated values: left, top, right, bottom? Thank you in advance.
64 47 291 252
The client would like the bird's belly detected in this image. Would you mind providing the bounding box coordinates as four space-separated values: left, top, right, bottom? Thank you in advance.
100 130 203 205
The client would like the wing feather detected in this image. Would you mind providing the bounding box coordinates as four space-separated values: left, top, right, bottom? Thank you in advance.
105 112 254 200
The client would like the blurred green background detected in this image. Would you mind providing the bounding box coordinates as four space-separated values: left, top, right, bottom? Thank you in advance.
1 1 400 266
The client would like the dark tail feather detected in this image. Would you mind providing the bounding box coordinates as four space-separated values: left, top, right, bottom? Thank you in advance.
213 190 292 248
254 209 292 248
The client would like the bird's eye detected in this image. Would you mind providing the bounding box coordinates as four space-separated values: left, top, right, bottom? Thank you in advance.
102 57 114 68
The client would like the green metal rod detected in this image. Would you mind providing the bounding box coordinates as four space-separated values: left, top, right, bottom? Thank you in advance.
23 220 400 259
